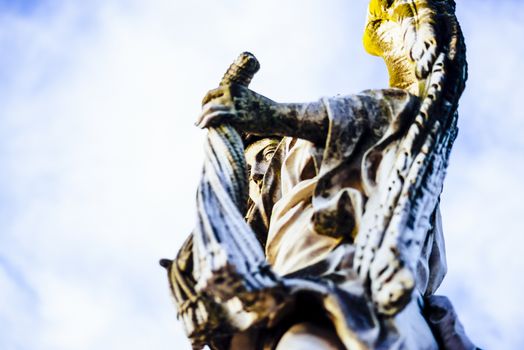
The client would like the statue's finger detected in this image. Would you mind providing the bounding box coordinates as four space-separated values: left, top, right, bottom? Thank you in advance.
411 33 438 79
201 87 226 106
415 38 438 79
201 102 230 115
372 266 414 315
196 104 230 127
369 248 398 286
354 238 373 282
196 110 235 129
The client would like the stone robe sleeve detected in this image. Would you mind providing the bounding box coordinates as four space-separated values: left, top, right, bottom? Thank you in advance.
311 89 417 241
247 88 447 289
313 89 447 296
236 89 472 349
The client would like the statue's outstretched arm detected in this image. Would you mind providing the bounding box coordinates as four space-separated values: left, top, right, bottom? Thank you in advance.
196 84 329 145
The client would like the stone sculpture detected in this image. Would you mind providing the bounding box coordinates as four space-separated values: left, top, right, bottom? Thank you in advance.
160 1 476 349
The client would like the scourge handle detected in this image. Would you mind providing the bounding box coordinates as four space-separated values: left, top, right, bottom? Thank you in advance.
219 51 260 87
165 52 285 348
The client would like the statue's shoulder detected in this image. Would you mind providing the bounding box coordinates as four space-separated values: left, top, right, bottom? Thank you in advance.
322 88 420 122
358 88 418 100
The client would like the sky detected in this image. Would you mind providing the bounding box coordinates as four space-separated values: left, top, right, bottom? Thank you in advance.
0 0 523 349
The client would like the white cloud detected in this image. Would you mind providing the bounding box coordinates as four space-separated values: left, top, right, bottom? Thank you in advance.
0 0 523 349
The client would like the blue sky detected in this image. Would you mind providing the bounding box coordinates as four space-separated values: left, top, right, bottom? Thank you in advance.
0 0 38 14
0 1 523 349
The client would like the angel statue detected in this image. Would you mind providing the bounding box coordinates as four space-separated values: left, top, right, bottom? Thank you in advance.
160 1 477 349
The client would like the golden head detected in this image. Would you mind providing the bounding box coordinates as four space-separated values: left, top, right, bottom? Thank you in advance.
363 0 433 93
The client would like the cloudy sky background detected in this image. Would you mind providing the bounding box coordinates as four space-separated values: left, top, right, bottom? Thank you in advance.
1 0 523 349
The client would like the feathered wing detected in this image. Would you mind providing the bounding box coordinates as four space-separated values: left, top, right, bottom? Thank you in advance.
355 0 467 315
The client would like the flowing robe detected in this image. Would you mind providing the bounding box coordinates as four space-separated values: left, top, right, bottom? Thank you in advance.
244 89 454 349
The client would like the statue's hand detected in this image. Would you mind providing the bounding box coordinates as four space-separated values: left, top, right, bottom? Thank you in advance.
196 84 238 128
386 0 441 80
368 246 415 315
196 84 276 132
366 0 460 83
407 0 465 81
407 18 438 80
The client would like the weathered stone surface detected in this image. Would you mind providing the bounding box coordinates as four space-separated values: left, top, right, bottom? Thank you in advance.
161 1 474 349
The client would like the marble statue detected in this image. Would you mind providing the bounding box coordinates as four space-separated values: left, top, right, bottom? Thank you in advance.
160 1 477 349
